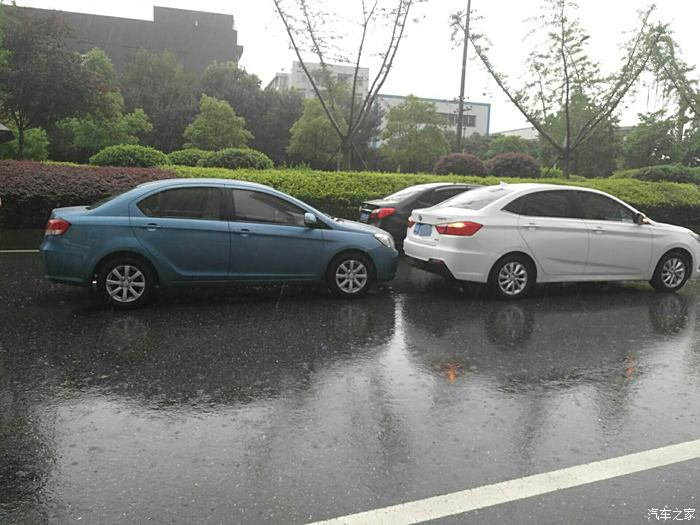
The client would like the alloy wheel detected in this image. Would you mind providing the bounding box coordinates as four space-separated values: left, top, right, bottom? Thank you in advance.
335 260 369 294
660 257 686 288
497 262 528 296
105 265 147 304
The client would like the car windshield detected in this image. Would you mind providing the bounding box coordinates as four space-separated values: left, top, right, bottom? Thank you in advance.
439 186 513 210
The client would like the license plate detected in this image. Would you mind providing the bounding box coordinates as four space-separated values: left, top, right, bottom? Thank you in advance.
414 223 432 236
360 212 370 223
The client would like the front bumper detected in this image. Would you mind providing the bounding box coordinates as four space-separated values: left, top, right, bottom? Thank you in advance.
368 245 399 282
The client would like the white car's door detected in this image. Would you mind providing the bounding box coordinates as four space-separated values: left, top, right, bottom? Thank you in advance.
576 191 654 276
507 190 589 277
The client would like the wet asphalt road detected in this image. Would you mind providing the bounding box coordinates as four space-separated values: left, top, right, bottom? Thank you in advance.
1 253 699 524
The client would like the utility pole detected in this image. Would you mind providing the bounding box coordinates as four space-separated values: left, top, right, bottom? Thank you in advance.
455 0 472 152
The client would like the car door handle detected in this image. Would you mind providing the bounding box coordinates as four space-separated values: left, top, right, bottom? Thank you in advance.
526 222 538 230
142 223 161 231
234 228 251 237
592 226 604 234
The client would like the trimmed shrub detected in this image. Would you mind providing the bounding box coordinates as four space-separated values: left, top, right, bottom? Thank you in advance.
167 148 213 167
433 153 485 176
200 148 274 170
610 164 700 184
486 152 540 178
89 144 169 167
171 165 700 228
0 161 174 228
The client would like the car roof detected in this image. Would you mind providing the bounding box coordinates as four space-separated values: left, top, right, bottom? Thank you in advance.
138 178 274 191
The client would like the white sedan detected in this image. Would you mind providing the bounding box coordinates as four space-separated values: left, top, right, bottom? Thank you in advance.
404 183 700 299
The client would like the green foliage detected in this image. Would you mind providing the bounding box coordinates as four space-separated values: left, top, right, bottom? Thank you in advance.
121 49 196 152
433 153 485 176
200 61 303 165
380 95 450 173
539 92 620 177
486 153 540 178
287 99 345 169
183 95 252 151
623 112 682 169
53 92 153 163
486 135 535 159
460 133 492 159
89 144 168 167
0 126 49 161
610 164 700 184
170 165 700 227
167 148 213 167
0 7 104 158
199 148 273 170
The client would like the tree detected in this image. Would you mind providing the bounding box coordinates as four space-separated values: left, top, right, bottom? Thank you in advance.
52 49 153 163
486 135 536 159
121 50 197 152
0 125 49 160
460 132 493 159
287 98 345 169
0 7 102 158
273 0 425 169
380 96 450 172
183 95 253 151
622 111 681 168
461 0 664 177
539 92 620 177
200 61 304 163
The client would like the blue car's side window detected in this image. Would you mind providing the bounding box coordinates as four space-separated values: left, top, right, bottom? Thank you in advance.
232 189 305 227
138 188 224 221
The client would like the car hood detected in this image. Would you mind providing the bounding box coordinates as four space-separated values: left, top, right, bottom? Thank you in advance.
651 220 694 234
331 218 387 235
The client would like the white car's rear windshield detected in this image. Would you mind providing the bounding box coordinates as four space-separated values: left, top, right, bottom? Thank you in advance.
440 186 513 210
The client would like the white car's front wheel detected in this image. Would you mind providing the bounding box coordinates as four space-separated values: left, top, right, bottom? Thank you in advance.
650 251 690 293
489 255 535 300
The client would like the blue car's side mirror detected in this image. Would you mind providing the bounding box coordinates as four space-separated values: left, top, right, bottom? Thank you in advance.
304 212 318 227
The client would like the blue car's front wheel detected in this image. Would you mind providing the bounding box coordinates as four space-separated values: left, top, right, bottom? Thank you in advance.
327 252 374 298
97 256 155 309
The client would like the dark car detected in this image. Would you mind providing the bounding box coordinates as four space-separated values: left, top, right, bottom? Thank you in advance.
358 183 480 245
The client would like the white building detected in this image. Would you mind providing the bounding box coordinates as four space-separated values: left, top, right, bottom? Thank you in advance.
267 61 370 100
494 126 539 140
376 94 491 141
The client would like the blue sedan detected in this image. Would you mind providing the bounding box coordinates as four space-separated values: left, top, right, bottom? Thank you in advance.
40 178 399 307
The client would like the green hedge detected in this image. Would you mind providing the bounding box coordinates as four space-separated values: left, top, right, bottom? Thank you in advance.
611 164 700 184
173 166 700 227
90 145 169 167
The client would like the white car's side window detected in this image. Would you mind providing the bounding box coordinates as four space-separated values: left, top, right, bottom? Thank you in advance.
578 192 636 223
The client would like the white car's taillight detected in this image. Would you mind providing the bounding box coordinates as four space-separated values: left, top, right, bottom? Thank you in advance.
435 221 482 236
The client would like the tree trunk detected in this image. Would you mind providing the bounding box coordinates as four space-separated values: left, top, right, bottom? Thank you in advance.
17 127 25 160
562 148 570 179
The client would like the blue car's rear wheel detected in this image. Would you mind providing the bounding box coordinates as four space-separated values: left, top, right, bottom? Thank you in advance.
97 256 155 308
327 252 374 298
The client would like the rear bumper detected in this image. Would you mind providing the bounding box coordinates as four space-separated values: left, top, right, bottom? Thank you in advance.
404 255 455 279
403 237 492 283
40 237 92 287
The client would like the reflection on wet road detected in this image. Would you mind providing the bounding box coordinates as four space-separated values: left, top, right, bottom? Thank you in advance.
1 254 699 524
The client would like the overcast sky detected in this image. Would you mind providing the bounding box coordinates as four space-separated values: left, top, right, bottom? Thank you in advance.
15 0 700 132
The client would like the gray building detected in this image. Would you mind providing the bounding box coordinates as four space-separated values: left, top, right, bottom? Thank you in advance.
11 5 244 76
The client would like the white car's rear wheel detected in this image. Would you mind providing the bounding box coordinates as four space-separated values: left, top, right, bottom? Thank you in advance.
489 255 535 300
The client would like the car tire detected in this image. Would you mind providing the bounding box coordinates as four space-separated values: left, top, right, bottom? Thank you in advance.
489 254 535 300
97 256 155 309
650 251 690 293
327 252 374 298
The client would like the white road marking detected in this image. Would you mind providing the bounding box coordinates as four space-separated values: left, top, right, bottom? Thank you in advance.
0 249 39 253
309 438 700 525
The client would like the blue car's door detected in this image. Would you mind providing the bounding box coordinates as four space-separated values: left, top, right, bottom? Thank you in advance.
130 186 230 282
228 188 325 280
